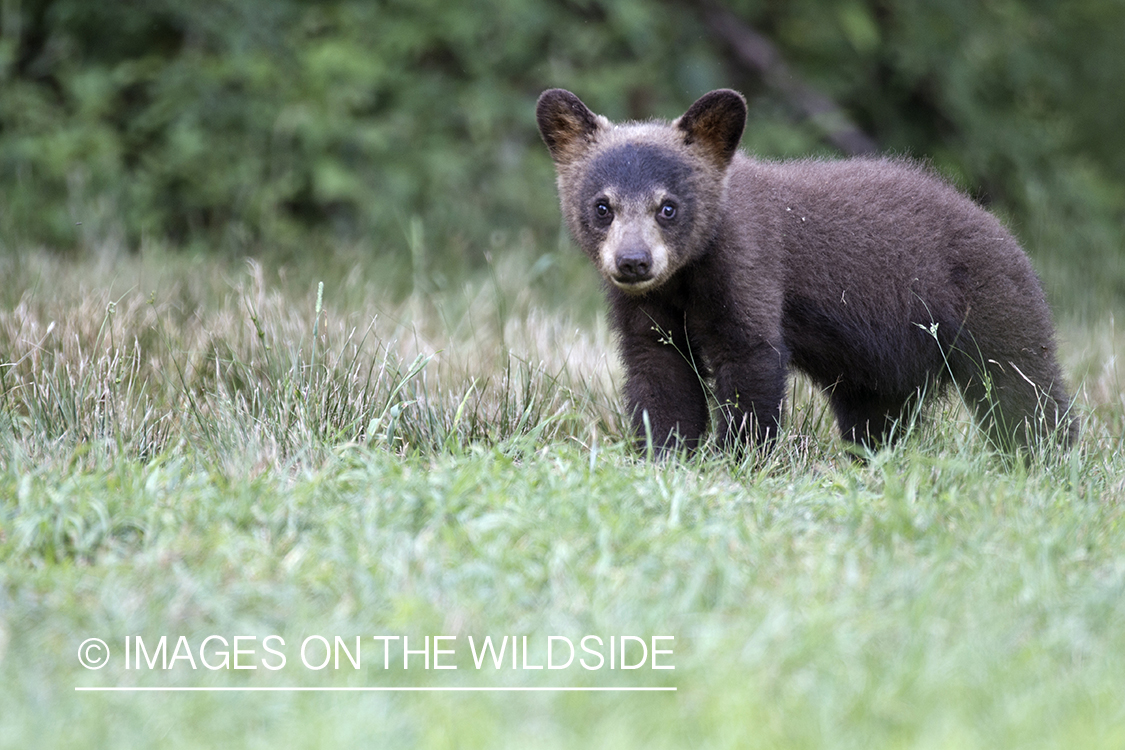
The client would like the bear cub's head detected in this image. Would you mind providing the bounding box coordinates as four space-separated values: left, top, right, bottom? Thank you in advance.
536 89 747 294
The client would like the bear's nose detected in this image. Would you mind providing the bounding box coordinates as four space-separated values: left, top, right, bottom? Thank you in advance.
615 249 652 282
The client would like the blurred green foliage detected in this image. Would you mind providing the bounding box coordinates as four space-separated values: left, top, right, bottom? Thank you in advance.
0 0 1122 309
724 0 1125 312
0 0 726 261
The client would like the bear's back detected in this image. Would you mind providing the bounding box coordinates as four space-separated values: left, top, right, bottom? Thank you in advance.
722 156 1052 395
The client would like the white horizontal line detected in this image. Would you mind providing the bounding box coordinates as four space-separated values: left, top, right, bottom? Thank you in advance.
75 686 676 692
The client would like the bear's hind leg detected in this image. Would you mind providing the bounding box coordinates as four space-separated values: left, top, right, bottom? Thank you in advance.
956 356 1076 452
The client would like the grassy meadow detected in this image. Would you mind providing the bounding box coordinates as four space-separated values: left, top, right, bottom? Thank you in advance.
2 243 1124 748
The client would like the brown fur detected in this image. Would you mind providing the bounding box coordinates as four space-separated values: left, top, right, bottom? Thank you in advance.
536 88 1076 455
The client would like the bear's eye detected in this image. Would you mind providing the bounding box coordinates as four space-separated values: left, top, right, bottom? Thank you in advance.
659 202 677 220
595 200 612 219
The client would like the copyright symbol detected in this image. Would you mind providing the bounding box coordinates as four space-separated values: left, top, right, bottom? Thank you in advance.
78 638 110 669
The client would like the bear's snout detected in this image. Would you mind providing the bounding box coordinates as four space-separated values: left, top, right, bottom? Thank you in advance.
614 248 653 283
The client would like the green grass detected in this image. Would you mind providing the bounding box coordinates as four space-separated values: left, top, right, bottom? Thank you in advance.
2 247 1124 748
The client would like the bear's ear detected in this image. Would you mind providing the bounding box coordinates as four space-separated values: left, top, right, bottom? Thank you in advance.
675 89 747 169
536 89 602 165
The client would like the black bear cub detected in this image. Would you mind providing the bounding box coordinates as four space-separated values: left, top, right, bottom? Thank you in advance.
536 88 1076 455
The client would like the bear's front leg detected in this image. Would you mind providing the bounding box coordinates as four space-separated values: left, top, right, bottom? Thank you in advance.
621 340 710 454
613 301 710 455
712 341 788 449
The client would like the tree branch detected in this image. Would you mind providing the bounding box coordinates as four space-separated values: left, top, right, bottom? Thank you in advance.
702 4 878 156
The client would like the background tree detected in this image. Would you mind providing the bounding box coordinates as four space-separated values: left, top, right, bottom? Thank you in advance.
1 0 1121 312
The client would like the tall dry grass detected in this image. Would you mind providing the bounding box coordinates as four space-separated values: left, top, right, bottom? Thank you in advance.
0 249 625 472
1 247 1122 474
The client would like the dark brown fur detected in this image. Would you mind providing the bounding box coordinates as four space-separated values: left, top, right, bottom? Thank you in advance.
536 88 1076 455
